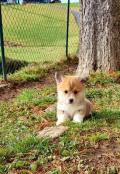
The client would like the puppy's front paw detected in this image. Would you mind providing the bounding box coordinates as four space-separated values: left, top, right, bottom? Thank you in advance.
73 119 83 124
73 113 84 123
56 121 63 126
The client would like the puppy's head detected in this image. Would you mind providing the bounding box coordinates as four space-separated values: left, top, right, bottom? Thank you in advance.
55 72 86 105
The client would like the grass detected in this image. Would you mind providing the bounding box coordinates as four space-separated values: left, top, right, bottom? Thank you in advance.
2 2 119 173
16 87 56 107
1 3 79 63
4 57 76 82
7 61 55 82
0 69 120 173
88 133 110 143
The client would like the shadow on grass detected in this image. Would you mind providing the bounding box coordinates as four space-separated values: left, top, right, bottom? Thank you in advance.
92 109 120 124
0 58 28 75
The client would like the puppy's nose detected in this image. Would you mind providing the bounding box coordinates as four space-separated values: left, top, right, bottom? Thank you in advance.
69 98 74 104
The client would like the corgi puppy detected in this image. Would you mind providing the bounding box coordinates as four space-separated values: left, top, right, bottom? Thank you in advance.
55 72 92 126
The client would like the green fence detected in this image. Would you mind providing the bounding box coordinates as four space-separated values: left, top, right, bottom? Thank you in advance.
0 1 79 80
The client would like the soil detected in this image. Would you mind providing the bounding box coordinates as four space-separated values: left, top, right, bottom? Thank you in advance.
4 41 24 47
0 58 78 101
1 58 120 173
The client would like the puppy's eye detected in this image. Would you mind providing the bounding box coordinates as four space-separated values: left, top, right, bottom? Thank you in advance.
64 90 68 94
74 90 78 94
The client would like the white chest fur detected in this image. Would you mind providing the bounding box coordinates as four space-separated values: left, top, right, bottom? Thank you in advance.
57 103 84 118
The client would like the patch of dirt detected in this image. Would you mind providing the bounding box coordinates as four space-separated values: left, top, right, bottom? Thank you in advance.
33 139 120 174
4 40 25 48
36 120 54 131
0 58 78 101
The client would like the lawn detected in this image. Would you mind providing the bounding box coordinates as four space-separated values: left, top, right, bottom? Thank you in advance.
1 3 79 63
0 3 120 173
0 59 120 173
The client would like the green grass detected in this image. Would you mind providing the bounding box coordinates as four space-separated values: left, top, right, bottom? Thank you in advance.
6 57 76 82
0 71 120 173
88 133 109 143
0 85 57 173
7 63 49 82
16 87 56 107
1 3 79 63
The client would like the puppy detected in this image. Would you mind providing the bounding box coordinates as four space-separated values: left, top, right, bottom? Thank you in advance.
55 72 92 126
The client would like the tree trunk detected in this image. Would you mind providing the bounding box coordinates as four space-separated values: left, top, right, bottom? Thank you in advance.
77 0 120 77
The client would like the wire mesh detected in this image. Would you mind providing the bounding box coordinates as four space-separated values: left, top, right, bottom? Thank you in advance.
0 1 79 78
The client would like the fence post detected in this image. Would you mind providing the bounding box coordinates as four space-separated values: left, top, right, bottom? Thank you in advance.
0 3 7 81
66 0 70 58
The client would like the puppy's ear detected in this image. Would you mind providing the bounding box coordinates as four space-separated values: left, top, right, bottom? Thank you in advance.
55 72 64 84
80 77 89 83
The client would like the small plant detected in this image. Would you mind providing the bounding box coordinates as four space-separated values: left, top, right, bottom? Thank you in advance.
88 71 119 86
48 169 61 174
88 133 109 143
59 133 78 157
0 165 8 174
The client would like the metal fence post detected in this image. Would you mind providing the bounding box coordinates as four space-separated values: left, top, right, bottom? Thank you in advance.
0 3 7 81
66 0 70 58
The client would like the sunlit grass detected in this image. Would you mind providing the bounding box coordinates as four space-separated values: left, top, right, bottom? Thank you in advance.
1 3 79 63
0 70 120 173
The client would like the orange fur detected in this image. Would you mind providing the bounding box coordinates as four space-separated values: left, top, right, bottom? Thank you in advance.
58 76 84 92
55 73 92 125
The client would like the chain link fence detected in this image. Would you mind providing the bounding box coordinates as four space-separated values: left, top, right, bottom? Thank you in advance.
0 1 79 80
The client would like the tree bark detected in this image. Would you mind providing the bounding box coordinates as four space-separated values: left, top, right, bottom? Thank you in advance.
77 0 120 77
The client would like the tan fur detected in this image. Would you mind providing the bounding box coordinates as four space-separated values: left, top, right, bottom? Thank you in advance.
58 76 84 93
55 74 92 125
